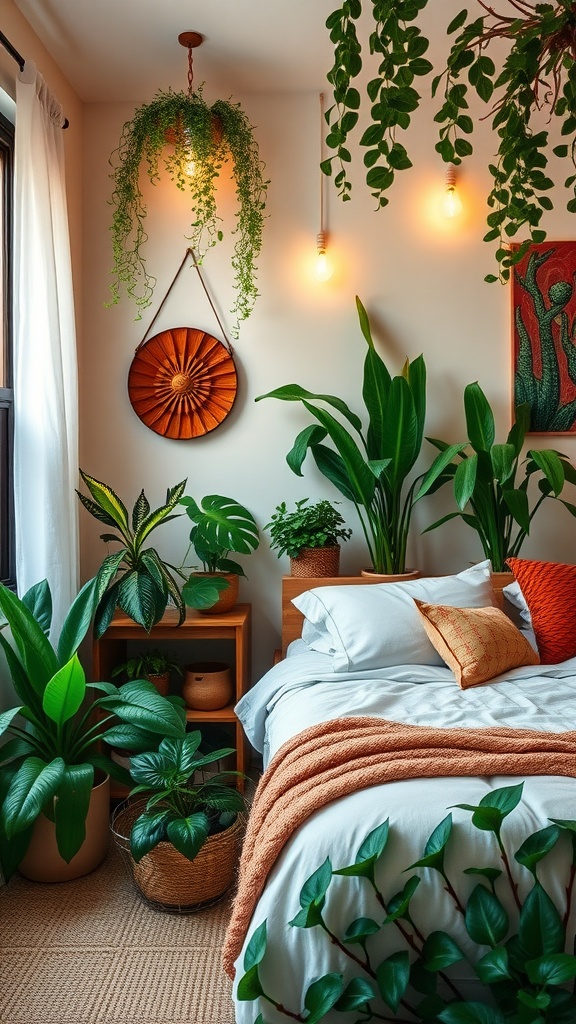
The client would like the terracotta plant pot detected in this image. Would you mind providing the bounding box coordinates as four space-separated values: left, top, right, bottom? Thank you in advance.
290 545 341 578
196 572 239 614
146 671 170 696
18 774 111 883
183 661 233 711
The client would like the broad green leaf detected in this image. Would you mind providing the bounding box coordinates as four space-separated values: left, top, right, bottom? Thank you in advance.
57 575 99 665
243 921 267 972
182 494 259 556
454 454 478 509
78 470 130 533
167 813 210 860
439 1003 505 1024
526 952 576 986
464 382 495 453
135 479 186 547
529 449 565 497
255 384 363 432
2 756 65 836
299 857 332 909
182 574 230 611
42 655 86 727
474 947 511 985
0 707 23 738
236 963 264 1001
376 950 410 1012
343 917 380 945
21 580 52 636
519 882 564 959
129 809 170 861
334 977 376 1012
0 584 58 696
514 825 561 876
111 679 186 738
422 931 465 972
409 813 452 870
465 884 509 947
53 763 94 862
335 820 389 881
385 875 420 922
304 973 344 1024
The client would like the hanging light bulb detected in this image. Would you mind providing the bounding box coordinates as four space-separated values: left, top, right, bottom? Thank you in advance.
315 230 332 281
441 164 463 218
315 93 333 281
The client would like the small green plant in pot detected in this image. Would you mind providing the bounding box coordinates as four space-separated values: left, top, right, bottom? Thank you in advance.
256 296 454 575
265 498 352 577
112 730 246 908
111 649 182 696
417 381 576 571
76 471 187 637
0 577 187 883
180 494 260 612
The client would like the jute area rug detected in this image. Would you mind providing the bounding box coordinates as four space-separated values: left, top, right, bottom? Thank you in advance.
0 839 234 1024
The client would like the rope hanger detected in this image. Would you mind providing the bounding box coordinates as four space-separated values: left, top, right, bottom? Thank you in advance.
136 247 234 357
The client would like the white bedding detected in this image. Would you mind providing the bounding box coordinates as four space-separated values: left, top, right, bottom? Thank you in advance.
231 646 576 1023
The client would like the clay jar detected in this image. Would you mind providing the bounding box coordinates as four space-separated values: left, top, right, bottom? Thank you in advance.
183 661 233 711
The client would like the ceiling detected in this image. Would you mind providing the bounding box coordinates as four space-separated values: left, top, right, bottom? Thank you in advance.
13 0 338 103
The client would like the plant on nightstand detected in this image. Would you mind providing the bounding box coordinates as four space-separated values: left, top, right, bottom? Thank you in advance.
265 498 352 577
111 730 246 909
180 494 260 613
111 648 182 697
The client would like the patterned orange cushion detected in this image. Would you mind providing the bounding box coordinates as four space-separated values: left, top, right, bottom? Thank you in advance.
506 557 576 664
413 600 540 688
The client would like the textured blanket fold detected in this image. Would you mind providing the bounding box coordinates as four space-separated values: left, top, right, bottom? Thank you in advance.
222 715 576 978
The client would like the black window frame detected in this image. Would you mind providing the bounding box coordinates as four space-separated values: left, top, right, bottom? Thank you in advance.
0 110 14 589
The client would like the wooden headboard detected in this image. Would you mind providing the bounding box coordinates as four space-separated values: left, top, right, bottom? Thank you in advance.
280 573 511 658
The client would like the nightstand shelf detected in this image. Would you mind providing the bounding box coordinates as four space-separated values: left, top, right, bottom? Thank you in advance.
92 604 251 797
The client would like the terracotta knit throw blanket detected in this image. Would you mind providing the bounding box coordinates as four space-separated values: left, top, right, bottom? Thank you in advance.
222 715 576 978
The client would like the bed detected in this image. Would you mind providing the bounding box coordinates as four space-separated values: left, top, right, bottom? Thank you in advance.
223 560 576 1023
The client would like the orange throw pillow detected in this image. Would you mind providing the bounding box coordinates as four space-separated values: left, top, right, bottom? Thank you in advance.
506 557 576 664
413 600 540 688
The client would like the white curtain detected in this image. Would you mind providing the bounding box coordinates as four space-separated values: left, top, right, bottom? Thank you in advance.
13 62 79 637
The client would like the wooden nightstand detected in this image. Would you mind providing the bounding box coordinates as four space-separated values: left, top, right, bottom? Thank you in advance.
92 604 251 796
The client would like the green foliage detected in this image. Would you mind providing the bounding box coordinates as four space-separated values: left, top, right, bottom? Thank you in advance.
180 493 260 610
108 87 268 337
323 1 576 281
256 296 445 574
238 783 576 1023
76 470 187 636
111 648 182 681
417 381 576 571
264 498 352 559
126 730 245 862
0 578 187 879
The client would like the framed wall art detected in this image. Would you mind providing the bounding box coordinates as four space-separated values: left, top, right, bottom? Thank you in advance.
512 240 576 434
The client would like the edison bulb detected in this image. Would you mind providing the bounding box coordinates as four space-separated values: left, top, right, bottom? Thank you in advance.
315 250 333 282
441 184 463 218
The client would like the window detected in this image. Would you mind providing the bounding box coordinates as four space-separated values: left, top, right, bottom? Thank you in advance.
0 111 14 587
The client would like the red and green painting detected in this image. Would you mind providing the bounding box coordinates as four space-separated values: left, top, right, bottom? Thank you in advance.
513 241 576 433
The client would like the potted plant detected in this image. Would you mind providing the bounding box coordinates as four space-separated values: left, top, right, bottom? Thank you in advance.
265 498 352 577
111 730 246 909
256 296 453 576
0 576 187 884
417 380 576 572
322 0 576 283
180 494 260 613
111 648 182 697
109 79 268 337
76 470 187 637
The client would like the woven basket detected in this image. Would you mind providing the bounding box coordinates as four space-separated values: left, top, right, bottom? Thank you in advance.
111 800 245 911
290 545 340 578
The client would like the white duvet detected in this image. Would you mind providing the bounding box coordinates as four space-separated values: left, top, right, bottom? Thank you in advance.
231 645 576 1023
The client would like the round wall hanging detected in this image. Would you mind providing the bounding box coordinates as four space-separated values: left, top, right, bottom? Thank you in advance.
128 326 237 439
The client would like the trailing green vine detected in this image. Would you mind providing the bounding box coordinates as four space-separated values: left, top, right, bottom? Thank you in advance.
322 1 576 282
108 87 268 336
237 782 576 1023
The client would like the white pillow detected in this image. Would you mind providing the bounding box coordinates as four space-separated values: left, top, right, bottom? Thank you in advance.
503 579 532 627
294 561 495 672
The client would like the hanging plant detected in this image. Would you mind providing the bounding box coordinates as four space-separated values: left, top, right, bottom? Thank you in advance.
323 0 576 281
108 37 268 337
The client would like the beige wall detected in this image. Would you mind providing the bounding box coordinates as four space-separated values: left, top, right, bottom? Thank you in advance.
80 84 576 681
